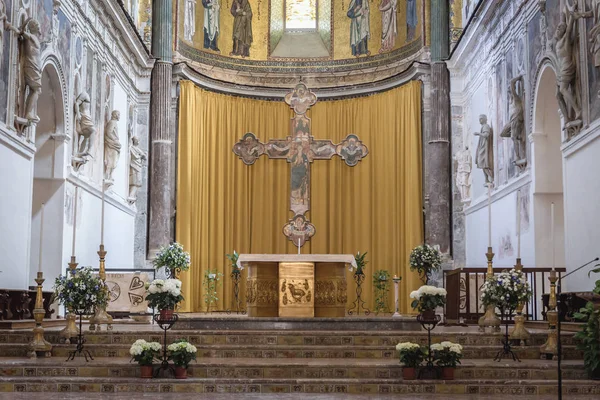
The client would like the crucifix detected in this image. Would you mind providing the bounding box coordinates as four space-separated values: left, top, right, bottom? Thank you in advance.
232 83 369 247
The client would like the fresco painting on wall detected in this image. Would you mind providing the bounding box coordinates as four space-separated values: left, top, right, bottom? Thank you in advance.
528 11 542 94
0 0 12 123
58 11 71 87
379 0 397 53
230 0 253 57
498 234 514 260
202 0 221 51
38 0 53 49
347 0 371 56
519 186 530 232
406 0 417 41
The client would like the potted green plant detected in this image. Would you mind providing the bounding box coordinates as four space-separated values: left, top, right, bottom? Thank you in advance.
167 339 198 379
395 342 424 380
409 244 442 284
410 285 447 321
574 267 600 380
145 279 184 319
153 242 191 278
430 341 463 380
226 250 243 276
352 251 368 276
129 339 161 378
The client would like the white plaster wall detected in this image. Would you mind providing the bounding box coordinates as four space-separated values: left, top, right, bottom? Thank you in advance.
465 186 535 269
0 142 33 289
563 132 600 292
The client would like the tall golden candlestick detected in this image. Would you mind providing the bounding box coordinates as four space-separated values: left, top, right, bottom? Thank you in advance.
89 244 113 331
478 247 501 332
509 258 531 345
540 269 559 358
28 272 52 358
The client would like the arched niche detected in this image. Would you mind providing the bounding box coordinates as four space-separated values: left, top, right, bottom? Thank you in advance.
530 63 565 270
29 62 67 284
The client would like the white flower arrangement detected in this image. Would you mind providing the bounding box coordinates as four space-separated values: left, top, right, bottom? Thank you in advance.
129 339 162 366
409 244 442 282
145 278 184 310
430 341 463 367
153 242 191 276
409 285 447 299
167 341 198 354
410 285 447 312
480 268 532 311
430 341 463 354
167 339 198 368
395 342 421 351
395 342 424 368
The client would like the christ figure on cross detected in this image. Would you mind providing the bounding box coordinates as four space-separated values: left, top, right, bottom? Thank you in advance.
232 83 369 247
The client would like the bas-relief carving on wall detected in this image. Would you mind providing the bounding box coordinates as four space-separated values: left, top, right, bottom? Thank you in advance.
0 0 12 124
454 145 472 203
128 135 147 204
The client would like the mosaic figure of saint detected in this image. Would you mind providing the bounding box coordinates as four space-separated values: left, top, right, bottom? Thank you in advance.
202 0 220 51
230 0 252 58
347 0 370 57
379 0 397 53
406 0 418 41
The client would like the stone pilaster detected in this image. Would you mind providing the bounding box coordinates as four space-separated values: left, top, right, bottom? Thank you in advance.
147 0 174 256
425 0 452 254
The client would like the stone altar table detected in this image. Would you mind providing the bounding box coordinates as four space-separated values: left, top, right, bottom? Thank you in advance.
237 254 356 318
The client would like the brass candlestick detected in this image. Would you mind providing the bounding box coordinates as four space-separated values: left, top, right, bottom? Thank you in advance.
89 245 113 331
540 270 559 358
509 258 531 345
60 256 80 343
478 247 501 332
28 272 52 358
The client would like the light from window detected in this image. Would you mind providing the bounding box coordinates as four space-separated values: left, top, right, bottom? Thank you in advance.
285 0 317 30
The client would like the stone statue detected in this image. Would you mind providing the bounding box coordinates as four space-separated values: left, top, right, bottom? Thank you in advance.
128 136 147 204
455 146 472 202
553 2 586 132
74 92 96 156
500 76 526 170
474 114 494 186
104 110 121 185
8 19 42 122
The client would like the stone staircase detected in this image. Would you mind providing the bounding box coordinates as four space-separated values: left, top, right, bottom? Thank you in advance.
0 326 597 396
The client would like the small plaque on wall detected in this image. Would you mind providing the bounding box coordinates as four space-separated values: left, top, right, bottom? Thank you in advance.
105 272 149 313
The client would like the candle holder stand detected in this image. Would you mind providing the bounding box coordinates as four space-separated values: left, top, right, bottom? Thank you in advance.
347 272 370 316
509 258 531 345
28 272 52 358
153 313 178 378
494 307 520 362
392 277 402 317
227 271 245 315
417 313 441 379
540 271 559 359
66 311 94 362
60 256 80 344
478 247 501 332
89 245 113 331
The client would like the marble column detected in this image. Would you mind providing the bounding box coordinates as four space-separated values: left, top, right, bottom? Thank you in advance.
425 0 451 254
148 0 174 256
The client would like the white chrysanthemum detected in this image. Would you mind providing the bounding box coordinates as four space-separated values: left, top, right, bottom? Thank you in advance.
409 290 420 299
396 342 420 351
430 343 443 351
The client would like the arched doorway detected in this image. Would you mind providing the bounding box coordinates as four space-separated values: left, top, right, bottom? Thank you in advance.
29 63 67 284
530 64 565 271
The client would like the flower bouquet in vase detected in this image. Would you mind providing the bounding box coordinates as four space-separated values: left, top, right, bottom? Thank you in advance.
410 285 447 321
409 244 442 284
396 342 424 380
145 279 184 319
153 242 191 279
168 339 198 379
129 339 161 378
430 341 463 380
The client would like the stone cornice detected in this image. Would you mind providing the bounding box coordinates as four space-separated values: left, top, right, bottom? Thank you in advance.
172 62 432 100
0 127 35 160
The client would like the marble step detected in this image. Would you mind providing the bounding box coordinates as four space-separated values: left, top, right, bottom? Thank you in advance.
0 329 576 347
0 342 584 360
0 357 588 381
0 376 598 396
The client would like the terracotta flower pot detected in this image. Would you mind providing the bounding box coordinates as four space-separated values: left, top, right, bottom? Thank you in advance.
174 366 188 379
140 365 153 378
441 367 455 380
402 367 416 380
159 309 174 320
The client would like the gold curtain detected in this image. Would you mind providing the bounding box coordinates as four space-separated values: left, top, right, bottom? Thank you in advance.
177 80 424 313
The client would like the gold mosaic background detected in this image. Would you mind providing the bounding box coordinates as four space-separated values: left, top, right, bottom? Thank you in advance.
177 0 424 61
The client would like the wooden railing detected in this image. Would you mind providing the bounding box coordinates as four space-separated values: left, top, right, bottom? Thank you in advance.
444 267 566 324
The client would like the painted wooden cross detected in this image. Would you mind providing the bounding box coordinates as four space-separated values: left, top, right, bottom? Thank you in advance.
233 83 369 247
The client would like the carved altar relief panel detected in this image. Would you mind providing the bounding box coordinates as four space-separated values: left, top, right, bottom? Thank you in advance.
278 262 314 317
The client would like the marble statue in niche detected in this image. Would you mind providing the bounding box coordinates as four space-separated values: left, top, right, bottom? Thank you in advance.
347 0 370 57
474 114 494 186
455 146 472 203
500 76 527 171
128 136 147 204
378 0 397 53
74 92 95 156
553 1 586 136
202 0 220 52
8 18 42 123
230 0 252 57
184 0 196 41
104 110 121 187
